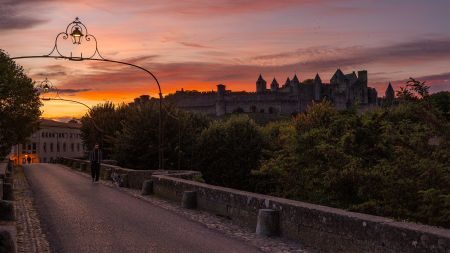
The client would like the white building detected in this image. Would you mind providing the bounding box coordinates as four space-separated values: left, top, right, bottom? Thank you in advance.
10 119 85 165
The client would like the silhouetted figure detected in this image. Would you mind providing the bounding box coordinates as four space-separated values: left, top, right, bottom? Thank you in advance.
89 144 102 182
27 156 31 164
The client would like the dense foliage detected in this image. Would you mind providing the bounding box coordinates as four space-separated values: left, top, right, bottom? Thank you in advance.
80 102 130 158
80 102 209 169
196 115 265 190
0 50 41 159
255 92 450 228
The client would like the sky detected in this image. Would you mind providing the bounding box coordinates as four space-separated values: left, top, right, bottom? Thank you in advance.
1 0 450 120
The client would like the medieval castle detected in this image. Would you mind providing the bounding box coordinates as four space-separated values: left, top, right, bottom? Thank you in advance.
151 69 382 116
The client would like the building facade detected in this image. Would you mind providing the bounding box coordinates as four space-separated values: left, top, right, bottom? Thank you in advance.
160 69 380 116
10 119 85 165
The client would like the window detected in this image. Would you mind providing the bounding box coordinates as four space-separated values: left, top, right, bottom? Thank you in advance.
50 143 54 152
32 143 37 154
42 132 45 138
71 143 74 152
57 143 60 152
27 144 32 152
63 143 66 152
43 143 47 153
77 143 80 152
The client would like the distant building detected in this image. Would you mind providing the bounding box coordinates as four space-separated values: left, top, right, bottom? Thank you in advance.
157 69 381 116
10 119 85 165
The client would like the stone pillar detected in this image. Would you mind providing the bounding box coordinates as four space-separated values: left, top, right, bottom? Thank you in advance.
0 200 15 221
141 180 153 195
120 174 128 188
181 191 197 209
256 209 279 236
102 168 112 180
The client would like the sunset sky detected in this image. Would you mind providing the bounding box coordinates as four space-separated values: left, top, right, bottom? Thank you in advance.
2 0 450 120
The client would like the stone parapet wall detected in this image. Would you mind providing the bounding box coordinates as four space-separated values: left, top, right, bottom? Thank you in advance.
59 157 450 253
59 157 200 189
151 174 450 253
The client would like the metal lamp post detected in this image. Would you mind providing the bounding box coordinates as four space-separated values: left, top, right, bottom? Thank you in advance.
13 17 165 169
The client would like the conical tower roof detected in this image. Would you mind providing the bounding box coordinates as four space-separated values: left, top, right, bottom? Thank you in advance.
292 74 300 84
271 78 279 86
284 77 291 87
314 73 322 83
257 74 265 82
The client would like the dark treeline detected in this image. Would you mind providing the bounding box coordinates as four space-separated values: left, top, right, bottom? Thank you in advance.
81 79 450 228
0 50 41 159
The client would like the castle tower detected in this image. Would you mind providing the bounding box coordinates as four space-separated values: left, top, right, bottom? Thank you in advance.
385 82 395 105
256 74 267 94
313 73 322 101
216 84 226 116
358 70 369 104
291 74 301 94
270 78 279 92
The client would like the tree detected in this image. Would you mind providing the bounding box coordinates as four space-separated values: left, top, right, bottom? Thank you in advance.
397 78 430 101
112 102 209 170
0 50 41 159
80 102 130 159
196 115 264 190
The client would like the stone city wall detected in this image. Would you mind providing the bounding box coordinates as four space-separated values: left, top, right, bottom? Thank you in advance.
60 157 450 253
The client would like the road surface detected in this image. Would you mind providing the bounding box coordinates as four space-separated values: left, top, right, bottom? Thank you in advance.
24 163 262 253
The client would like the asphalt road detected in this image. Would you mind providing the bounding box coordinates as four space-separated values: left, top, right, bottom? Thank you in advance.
24 163 262 253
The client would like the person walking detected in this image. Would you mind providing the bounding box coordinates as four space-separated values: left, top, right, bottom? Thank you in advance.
89 143 102 182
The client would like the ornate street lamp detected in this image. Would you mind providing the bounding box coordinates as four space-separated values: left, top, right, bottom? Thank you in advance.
12 17 165 169
69 19 84 44
36 77 59 99
37 78 104 137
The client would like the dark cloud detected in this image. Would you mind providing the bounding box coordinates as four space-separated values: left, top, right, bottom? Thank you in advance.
252 38 450 70
138 0 332 16
0 0 52 30
179 42 211 48
372 72 450 95
57 88 92 94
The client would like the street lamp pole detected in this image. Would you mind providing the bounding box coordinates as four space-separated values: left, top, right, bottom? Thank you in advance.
12 17 165 169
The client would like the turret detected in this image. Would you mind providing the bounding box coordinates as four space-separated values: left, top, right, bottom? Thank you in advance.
217 84 226 99
270 78 279 92
256 74 267 93
358 70 368 104
283 77 291 87
385 82 395 105
216 84 226 116
357 70 368 84
331 69 345 84
313 73 322 101
291 74 301 94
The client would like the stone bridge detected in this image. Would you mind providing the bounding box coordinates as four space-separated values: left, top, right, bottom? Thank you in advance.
1 158 449 253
